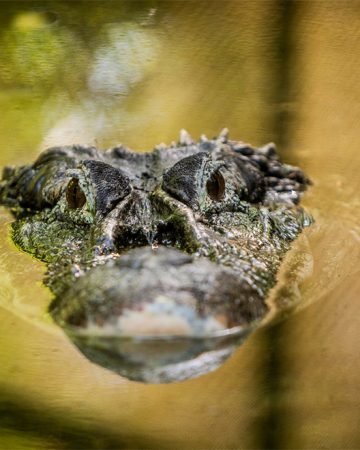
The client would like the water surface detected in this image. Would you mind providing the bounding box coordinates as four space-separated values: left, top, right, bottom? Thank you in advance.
0 1 360 448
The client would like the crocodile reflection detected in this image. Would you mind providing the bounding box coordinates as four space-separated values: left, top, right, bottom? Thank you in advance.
0 129 311 382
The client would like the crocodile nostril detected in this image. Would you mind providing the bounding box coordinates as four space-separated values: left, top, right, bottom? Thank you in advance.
66 178 86 209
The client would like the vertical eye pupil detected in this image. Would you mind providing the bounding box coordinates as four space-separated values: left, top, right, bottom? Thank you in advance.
206 171 225 201
66 178 86 209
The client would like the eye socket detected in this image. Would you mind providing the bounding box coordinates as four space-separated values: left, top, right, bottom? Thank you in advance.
66 178 86 209
206 170 225 201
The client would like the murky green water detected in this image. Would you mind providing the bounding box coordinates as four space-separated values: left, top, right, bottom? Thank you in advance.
0 1 360 449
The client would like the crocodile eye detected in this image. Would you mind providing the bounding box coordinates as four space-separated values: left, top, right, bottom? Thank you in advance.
66 178 86 209
206 170 225 201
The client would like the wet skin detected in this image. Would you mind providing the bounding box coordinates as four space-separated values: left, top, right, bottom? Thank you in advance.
0 129 311 382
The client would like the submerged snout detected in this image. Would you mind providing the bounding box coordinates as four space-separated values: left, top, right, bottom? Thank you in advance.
50 246 267 383
51 246 267 335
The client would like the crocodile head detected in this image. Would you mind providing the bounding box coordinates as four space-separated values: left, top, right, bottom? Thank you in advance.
0 129 311 382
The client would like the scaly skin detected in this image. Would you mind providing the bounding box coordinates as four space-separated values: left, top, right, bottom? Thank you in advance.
0 129 312 382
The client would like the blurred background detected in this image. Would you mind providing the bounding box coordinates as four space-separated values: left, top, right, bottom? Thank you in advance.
0 1 359 448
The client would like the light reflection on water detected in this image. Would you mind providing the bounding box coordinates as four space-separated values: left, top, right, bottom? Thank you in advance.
0 1 359 449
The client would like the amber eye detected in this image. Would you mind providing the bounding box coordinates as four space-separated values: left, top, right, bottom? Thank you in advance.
206 170 225 201
66 178 86 209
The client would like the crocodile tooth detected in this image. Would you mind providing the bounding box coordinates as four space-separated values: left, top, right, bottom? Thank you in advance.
179 129 194 146
200 134 208 142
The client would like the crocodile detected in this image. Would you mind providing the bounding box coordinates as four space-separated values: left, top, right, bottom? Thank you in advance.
0 129 311 383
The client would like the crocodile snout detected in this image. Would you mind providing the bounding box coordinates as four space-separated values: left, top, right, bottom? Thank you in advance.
51 246 267 334
49 246 266 382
